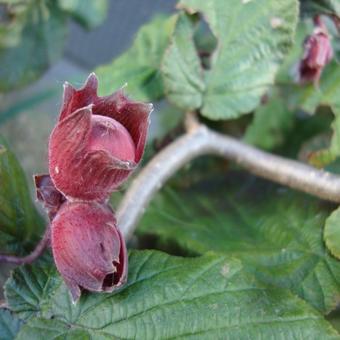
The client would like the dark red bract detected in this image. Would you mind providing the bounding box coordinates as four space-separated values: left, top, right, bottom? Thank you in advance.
34 174 65 220
49 73 152 201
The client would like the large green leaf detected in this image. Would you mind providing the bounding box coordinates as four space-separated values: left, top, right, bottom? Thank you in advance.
0 0 67 91
96 15 176 101
138 172 340 314
0 308 22 340
162 0 298 120
6 250 339 339
57 0 108 29
0 136 43 254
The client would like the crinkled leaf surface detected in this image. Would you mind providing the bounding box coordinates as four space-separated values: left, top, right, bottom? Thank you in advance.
0 136 43 254
0 308 22 340
324 206 340 260
138 172 340 314
0 0 67 91
96 15 176 101
6 250 339 339
4 259 59 320
57 0 108 29
162 0 298 120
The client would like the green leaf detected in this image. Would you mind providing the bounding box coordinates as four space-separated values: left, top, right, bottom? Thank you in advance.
244 93 295 150
96 15 176 101
300 0 340 17
57 0 108 29
0 0 67 91
275 21 311 84
4 259 59 320
162 0 298 120
0 308 22 340
324 207 340 259
8 251 339 339
162 13 205 111
138 172 340 314
0 136 44 254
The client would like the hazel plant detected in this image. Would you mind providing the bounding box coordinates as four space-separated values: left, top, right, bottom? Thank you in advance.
1 1 340 338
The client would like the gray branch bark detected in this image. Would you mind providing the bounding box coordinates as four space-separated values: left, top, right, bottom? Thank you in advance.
117 126 340 239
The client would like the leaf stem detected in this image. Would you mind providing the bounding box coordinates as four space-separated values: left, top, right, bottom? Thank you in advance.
117 125 340 239
0 227 50 264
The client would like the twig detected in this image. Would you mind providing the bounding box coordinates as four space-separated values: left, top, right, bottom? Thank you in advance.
117 125 340 239
184 111 200 132
0 227 50 264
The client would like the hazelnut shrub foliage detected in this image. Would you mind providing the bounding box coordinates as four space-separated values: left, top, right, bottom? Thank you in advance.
2 0 340 339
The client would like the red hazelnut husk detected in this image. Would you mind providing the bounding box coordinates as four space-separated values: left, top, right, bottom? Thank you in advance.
51 201 127 302
49 73 152 201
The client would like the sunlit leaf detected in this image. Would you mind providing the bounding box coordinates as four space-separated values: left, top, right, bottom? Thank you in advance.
162 0 298 120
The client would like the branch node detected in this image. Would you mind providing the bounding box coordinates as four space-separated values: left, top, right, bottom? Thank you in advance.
117 127 340 240
184 111 200 133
